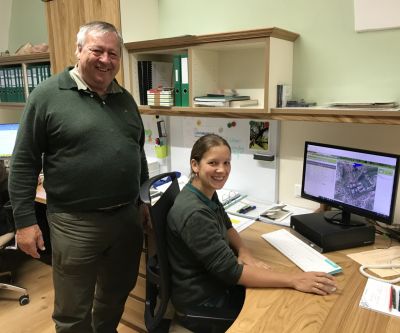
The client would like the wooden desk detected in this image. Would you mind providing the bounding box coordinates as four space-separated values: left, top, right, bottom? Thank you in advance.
227 222 400 333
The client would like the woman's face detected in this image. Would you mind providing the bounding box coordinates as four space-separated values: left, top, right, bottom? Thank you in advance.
191 145 231 199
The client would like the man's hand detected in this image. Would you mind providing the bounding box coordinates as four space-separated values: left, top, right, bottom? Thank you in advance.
16 224 45 259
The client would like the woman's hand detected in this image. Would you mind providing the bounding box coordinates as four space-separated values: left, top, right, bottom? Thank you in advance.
291 271 337 295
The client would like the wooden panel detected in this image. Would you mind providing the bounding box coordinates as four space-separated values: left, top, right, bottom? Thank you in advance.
139 251 146 276
45 0 123 84
121 296 146 332
130 275 145 301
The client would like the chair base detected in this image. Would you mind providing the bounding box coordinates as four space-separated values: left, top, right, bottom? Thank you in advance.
0 279 30 306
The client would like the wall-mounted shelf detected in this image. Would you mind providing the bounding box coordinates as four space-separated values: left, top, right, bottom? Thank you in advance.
0 52 49 66
0 52 51 104
269 107 400 125
138 106 271 119
138 106 400 124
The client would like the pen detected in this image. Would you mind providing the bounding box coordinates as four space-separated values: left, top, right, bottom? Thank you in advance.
390 285 396 312
238 205 256 214
398 289 400 312
242 205 256 214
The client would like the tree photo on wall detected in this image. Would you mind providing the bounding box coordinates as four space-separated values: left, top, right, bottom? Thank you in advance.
249 121 269 151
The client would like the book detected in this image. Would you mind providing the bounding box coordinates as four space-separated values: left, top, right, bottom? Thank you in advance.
329 102 399 109
193 95 250 102
276 84 291 107
230 99 258 107
194 101 230 107
258 204 292 224
137 61 173 105
359 278 400 317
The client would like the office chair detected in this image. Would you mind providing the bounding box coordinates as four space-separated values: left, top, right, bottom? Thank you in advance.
0 201 30 306
139 172 239 333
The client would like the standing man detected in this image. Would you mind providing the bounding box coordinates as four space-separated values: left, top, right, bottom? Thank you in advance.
8 21 148 333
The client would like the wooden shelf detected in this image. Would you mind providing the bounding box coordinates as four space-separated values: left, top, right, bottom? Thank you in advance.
269 107 400 125
138 106 273 119
125 27 299 52
0 52 50 66
138 106 400 124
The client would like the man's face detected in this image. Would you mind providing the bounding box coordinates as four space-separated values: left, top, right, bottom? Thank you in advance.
77 31 121 94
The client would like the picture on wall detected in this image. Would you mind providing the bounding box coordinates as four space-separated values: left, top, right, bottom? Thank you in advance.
249 121 269 151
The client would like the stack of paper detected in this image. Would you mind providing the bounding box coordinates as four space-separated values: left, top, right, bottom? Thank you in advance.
359 278 400 317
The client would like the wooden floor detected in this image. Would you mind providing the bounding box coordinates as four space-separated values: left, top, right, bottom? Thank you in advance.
0 250 139 333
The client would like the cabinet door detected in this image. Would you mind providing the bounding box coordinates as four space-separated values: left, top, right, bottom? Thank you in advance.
45 0 123 84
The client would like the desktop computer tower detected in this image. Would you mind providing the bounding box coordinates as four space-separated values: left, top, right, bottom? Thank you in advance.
290 213 375 253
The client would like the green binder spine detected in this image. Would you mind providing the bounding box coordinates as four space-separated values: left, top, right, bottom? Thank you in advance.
173 55 182 106
180 54 189 107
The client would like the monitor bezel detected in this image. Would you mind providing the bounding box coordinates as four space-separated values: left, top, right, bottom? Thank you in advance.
301 141 400 225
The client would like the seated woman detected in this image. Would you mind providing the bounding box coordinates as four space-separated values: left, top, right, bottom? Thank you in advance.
167 134 337 332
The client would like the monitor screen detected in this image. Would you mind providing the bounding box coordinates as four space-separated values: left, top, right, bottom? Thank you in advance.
301 141 400 225
0 123 19 159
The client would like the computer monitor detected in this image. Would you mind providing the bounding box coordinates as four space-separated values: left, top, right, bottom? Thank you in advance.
0 123 19 159
301 141 400 226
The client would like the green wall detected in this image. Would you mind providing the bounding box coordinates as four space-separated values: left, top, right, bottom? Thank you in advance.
8 0 47 54
158 0 400 105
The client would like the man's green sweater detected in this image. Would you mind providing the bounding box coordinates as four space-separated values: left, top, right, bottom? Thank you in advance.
9 67 149 229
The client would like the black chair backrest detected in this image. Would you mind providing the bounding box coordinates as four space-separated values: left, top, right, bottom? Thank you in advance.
0 201 14 236
139 172 180 332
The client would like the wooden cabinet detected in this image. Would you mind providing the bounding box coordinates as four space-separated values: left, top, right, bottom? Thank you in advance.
44 0 123 83
125 27 299 119
0 53 50 107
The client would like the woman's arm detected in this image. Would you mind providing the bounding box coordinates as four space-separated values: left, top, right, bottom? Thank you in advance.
238 265 337 296
227 228 337 296
227 228 270 269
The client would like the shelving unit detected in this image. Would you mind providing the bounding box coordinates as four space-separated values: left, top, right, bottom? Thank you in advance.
126 27 299 118
0 52 50 107
126 29 400 125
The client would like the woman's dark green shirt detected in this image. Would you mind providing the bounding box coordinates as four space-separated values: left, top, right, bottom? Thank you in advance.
167 183 243 310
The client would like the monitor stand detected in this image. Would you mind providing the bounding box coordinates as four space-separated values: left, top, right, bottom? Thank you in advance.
290 212 375 253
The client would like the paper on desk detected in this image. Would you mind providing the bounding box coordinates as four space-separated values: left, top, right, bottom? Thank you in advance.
348 246 400 278
359 278 400 317
225 197 273 220
228 214 256 233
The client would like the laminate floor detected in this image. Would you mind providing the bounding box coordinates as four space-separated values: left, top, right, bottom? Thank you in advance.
0 250 139 333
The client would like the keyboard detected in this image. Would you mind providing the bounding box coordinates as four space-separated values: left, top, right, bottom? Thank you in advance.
261 229 342 275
